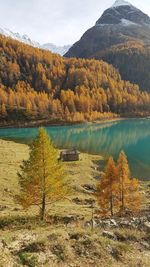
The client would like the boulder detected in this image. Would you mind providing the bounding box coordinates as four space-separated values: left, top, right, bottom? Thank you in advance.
107 245 120 260
119 220 132 228
72 197 95 206
110 219 118 227
7 233 36 253
82 184 96 193
140 241 150 250
114 232 127 242
143 222 150 232
102 231 117 241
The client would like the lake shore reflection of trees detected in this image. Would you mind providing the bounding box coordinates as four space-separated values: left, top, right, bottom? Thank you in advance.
0 119 150 179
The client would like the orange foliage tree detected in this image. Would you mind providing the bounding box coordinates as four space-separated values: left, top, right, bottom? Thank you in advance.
16 128 69 220
117 151 141 215
0 35 150 124
96 151 141 217
96 157 118 216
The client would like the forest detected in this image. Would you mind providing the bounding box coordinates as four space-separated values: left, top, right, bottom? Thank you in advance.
94 40 150 91
0 35 150 124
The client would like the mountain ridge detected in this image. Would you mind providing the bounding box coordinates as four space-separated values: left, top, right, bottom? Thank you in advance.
0 27 71 55
95 1 150 26
65 1 150 91
112 0 132 7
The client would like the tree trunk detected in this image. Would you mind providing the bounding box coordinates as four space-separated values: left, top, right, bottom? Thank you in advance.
121 190 124 212
110 196 114 217
110 178 113 217
40 193 46 221
120 179 124 214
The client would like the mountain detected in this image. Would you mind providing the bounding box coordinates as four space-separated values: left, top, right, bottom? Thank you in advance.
0 27 71 55
0 28 40 47
41 43 71 56
96 0 150 26
1 34 150 125
65 0 150 91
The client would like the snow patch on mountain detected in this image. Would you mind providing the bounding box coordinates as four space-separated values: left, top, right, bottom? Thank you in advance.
0 27 40 47
112 0 132 7
96 18 137 27
121 18 137 26
41 43 71 56
0 27 71 56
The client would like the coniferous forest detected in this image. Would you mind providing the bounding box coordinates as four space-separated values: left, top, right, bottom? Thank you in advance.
1 1 150 266
1 35 150 125
93 41 150 91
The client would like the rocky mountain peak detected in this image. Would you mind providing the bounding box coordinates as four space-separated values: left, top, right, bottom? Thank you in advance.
96 1 150 26
112 0 132 8
65 1 150 91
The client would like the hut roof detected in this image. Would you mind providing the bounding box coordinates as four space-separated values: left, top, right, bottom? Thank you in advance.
60 149 80 155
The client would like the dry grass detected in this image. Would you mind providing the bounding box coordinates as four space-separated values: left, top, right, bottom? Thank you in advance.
0 139 103 219
0 139 150 267
0 225 150 267
0 140 29 216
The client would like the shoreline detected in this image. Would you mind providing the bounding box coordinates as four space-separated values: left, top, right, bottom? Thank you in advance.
0 139 149 184
0 117 120 129
0 116 148 129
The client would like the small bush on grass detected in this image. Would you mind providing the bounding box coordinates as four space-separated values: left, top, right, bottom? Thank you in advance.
18 252 39 267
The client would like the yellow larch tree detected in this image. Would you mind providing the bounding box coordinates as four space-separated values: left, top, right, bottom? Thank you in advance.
1 103 7 117
96 152 141 218
96 157 119 217
117 151 141 215
16 127 69 220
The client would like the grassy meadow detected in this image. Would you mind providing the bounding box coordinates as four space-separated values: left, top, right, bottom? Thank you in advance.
0 139 150 267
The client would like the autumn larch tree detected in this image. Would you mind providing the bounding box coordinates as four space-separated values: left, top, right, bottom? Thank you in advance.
1 35 150 125
96 157 118 217
0 103 7 117
117 151 141 215
96 152 141 217
17 127 68 220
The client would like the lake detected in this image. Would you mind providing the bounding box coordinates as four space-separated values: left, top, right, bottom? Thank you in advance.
0 119 150 180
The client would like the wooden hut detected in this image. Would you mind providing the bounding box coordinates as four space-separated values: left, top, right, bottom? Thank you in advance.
60 149 80 162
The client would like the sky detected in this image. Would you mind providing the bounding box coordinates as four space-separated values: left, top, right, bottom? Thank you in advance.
0 0 150 45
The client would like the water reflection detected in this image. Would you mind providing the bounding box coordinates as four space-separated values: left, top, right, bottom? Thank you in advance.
0 119 150 180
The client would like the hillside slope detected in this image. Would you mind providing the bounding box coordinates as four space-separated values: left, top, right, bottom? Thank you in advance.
0 27 71 55
0 139 150 267
0 35 150 125
65 1 150 91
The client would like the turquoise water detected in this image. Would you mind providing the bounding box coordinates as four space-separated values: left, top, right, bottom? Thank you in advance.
0 119 150 180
